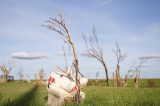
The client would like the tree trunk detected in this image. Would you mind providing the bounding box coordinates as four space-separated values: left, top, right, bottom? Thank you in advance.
69 40 80 103
103 63 109 86
116 64 121 87
4 73 8 79
75 60 80 103
134 75 138 88
113 72 116 87
135 70 140 88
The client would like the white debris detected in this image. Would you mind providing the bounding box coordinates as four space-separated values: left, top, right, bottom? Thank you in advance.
46 72 88 106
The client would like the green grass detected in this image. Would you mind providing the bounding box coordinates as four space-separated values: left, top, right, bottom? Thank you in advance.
76 86 160 106
0 79 160 106
0 82 47 106
88 79 160 88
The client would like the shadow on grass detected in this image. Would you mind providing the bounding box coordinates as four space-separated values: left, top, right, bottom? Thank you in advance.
2 86 38 106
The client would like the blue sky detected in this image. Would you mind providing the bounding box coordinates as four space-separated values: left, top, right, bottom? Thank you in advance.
0 0 160 79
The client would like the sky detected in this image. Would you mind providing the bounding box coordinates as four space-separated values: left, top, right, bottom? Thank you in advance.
0 0 160 80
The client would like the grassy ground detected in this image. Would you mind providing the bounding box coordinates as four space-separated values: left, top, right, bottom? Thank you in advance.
87 79 160 88
0 82 47 106
0 79 160 106
75 86 160 106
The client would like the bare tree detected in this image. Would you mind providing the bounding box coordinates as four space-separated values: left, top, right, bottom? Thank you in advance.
34 73 38 83
113 43 127 87
95 71 99 86
112 72 116 87
0 60 15 80
42 12 81 103
61 45 77 80
17 67 24 81
82 27 109 86
56 46 77 81
96 71 99 79
128 59 147 88
39 68 45 83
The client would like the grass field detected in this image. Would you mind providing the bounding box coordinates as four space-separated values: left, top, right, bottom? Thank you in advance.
77 86 160 106
0 82 47 106
0 79 160 106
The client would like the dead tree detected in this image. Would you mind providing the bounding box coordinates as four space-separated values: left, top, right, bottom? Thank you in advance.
95 71 99 85
113 43 127 87
62 45 78 79
112 72 116 87
39 68 45 84
34 73 38 83
82 27 109 86
55 46 74 81
121 74 128 87
96 71 99 80
0 60 15 80
42 12 81 103
17 67 24 81
129 59 147 88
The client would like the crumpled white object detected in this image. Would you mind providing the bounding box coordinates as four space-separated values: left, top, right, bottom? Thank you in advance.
46 72 88 106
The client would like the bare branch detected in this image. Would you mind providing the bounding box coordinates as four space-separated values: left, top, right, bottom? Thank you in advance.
56 66 68 74
43 12 81 103
113 43 127 87
42 13 70 42
82 27 109 86
0 60 16 79
62 46 68 72
127 59 147 87
113 43 127 64
82 34 89 49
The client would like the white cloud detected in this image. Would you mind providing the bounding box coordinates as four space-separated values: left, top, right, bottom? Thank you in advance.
12 51 47 60
139 54 160 60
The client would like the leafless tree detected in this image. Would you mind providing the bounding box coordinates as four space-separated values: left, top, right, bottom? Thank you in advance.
42 12 81 103
113 43 127 87
17 67 24 81
95 71 99 85
34 73 38 83
0 60 15 80
61 45 77 80
112 72 116 87
82 27 109 86
128 59 147 88
39 68 45 82
96 71 99 79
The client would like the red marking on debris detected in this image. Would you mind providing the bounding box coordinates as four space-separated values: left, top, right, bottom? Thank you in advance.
71 86 78 93
48 77 55 83
60 75 64 77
